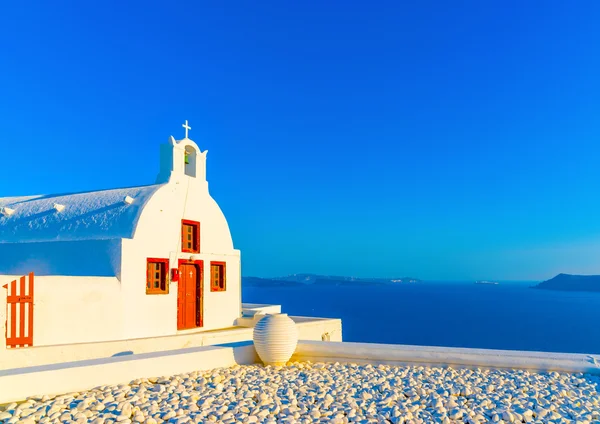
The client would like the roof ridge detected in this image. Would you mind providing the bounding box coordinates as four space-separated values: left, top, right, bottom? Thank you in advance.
0 182 164 202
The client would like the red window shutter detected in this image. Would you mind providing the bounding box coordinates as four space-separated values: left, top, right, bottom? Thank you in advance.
146 258 169 294
181 220 200 253
210 262 226 292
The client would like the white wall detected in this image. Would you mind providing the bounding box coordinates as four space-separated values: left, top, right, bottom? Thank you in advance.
3 338 599 404
292 341 600 375
0 317 342 370
0 275 123 347
0 239 121 277
0 344 259 404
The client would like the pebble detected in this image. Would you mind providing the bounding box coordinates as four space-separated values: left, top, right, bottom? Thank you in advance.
0 362 598 423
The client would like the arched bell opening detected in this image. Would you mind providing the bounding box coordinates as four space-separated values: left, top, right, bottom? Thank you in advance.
184 145 197 178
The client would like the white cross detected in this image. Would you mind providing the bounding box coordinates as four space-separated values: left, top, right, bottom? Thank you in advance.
182 120 191 138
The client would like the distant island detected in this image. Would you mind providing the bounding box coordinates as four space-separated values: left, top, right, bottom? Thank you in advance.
243 273 421 287
475 280 499 285
534 273 600 293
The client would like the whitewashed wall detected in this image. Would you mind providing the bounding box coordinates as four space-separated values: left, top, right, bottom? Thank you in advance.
292 341 600 375
0 344 260 404
0 317 342 370
0 275 122 346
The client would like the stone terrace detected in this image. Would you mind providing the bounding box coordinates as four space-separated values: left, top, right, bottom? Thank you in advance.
1 361 599 423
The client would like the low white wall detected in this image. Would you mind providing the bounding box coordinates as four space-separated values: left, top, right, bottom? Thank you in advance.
292 341 600 375
0 344 259 404
241 303 282 317
5 337 599 404
1 275 124 347
294 316 342 342
0 317 342 370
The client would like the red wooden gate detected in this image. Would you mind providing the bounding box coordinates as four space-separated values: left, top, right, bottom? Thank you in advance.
3 272 34 348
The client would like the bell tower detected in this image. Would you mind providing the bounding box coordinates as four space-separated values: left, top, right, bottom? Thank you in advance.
156 120 208 184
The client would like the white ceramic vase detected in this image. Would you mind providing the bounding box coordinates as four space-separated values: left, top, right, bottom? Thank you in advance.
253 313 298 366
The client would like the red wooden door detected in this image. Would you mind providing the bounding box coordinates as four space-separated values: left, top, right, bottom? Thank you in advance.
177 264 201 330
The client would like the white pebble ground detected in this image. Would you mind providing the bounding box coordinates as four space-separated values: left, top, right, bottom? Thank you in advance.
1 362 599 423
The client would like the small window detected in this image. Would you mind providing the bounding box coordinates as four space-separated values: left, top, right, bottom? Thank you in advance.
146 258 169 294
181 220 200 253
210 262 226 292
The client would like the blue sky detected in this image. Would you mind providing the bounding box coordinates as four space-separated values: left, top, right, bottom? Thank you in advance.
1 1 600 281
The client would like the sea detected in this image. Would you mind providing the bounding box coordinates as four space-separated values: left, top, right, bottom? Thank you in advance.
242 281 600 355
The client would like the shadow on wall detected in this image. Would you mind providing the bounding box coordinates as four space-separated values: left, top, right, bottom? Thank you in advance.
217 341 259 365
0 239 121 277
112 351 134 357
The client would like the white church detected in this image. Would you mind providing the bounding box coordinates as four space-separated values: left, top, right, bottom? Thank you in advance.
0 122 242 347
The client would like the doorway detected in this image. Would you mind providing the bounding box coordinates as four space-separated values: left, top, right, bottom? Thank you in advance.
177 262 203 330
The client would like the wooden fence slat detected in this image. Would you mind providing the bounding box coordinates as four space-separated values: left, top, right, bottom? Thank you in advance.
19 276 25 344
10 280 16 347
28 272 34 346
